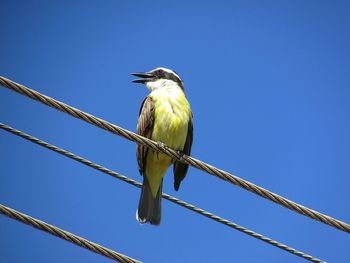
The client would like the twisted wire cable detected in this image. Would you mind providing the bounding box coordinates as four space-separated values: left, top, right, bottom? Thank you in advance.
0 76 349 234
0 123 324 262
0 203 140 263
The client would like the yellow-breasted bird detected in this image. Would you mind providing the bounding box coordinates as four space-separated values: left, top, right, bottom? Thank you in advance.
132 67 193 225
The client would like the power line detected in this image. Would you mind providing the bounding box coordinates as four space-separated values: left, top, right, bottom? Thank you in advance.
0 203 141 263
0 122 324 262
0 76 349 234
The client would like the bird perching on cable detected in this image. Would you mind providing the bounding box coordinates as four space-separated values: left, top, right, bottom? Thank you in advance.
132 67 194 225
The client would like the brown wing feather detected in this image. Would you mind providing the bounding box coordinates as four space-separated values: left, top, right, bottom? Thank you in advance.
136 96 155 176
173 111 194 190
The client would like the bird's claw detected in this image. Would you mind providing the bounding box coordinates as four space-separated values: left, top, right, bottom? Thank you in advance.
177 150 184 161
156 141 167 159
156 142 183 161
157 141 167 149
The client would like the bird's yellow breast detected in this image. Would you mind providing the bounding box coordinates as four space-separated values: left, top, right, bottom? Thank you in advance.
150 86 190 151
145 86 191 197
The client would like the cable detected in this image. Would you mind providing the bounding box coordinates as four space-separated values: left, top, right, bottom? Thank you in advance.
0 76 348 234
0 123 324 262
0 203 140 263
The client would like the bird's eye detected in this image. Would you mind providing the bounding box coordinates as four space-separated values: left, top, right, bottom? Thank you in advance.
156 70 163 77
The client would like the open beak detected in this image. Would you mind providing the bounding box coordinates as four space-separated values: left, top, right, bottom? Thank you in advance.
131 72 155 83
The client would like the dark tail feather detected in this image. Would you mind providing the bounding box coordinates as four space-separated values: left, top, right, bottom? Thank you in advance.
137 177 162 225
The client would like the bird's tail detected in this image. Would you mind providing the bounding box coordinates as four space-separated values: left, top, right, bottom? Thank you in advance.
137 177 162 225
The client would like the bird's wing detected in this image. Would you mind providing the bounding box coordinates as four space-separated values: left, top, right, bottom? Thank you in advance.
173 111 194 190
137 96 155 176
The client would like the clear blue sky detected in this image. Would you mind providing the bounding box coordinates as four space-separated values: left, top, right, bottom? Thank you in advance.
1 1 350 262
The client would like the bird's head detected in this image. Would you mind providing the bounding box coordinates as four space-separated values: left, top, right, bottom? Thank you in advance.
132 67 184 91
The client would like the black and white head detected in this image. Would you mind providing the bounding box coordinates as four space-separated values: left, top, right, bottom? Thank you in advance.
132 67 184 91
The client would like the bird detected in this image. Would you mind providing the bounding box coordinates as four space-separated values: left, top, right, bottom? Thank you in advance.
132 67 193 225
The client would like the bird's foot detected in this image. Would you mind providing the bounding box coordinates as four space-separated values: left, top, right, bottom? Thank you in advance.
156 141 167 159
157 141 167 150
177 150 184 161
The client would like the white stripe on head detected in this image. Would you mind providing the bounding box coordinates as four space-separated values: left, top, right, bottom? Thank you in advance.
155 67 183 82
148 67 184 87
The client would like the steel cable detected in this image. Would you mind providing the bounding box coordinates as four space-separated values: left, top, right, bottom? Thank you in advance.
0 76 349 234
0 203 141 263
1 122 324 262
